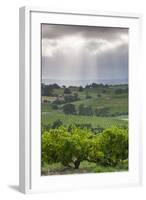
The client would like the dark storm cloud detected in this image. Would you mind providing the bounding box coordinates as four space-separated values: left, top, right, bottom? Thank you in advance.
41 24 128 86
42 46 128 84
42 24 128 41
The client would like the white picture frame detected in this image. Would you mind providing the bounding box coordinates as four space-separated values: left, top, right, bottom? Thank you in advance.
19 6 142 194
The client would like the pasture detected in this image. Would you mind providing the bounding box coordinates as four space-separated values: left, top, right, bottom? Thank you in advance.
41 84 128 130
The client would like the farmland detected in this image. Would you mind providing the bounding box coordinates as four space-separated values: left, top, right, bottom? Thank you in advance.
41 83 128 130
42 112 127 130
41 83 128 175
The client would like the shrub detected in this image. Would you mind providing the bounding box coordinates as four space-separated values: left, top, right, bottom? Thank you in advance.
64 88 71 94
52 119 63 129
51 104 58 110
78 86 84 92
63 103 76 115
99 127 128 166
78 104 93 116
64 94 79 103
97 94 101 98
75 123 92 130
92 126 104 134
95 107 109 116
43 100 48 103
41 124 51 132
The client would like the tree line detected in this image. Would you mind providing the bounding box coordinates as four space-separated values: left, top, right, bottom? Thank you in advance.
61 103 128 117
41 83 128 97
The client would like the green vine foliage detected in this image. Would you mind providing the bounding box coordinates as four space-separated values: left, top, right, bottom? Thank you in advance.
41 126 128 169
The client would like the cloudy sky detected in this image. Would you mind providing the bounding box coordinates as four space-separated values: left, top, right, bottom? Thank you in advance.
41 24 128 86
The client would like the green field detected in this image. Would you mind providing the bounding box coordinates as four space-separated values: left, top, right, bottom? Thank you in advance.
42 112 128 129
41 84 128 129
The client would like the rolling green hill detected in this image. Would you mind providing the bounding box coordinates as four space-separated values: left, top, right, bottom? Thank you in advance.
41 84 128 130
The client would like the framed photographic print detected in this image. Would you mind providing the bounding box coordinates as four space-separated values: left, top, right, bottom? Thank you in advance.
19 7 142 193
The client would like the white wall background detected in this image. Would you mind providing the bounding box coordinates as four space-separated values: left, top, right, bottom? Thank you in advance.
0 0 146 199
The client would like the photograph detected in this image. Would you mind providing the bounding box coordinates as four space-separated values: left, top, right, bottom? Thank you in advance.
41 24 129 176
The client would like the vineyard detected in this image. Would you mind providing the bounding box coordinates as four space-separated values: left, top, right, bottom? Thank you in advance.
41 83 128 175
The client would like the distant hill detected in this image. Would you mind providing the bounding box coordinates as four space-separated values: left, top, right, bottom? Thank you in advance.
42 78 128 87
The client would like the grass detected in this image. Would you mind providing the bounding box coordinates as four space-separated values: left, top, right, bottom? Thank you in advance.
41 85 128 129
42 103 54 112
42 112 128 129
42 85 128 116
72 94 128 113
41 161 128 175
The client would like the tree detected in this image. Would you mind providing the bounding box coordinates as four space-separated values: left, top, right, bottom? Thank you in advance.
41 126 102 169
78 86 84 92
47 83 60 89
91 83 98 88
63 103 76 115
64 94 79 103
41 84 54 96
78 104 93 116
59 129 89 169
64 88 71 94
